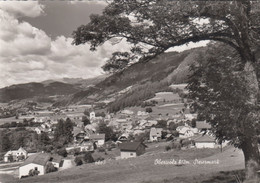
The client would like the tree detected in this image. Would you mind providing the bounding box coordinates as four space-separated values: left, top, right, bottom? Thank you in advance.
38 132 51 146
83 109 90 116
73 0 260 179
97 122 115 141
191 119 196 128
0 130 11 152
82 115 90 126
154 120 167 129
168 122 178 131
46 162 58 173
96 111 106 118
145 107 153 113
188 43 260 179
57 147 68 157
8 154 14 162
83 152 95 163
54 118 74 145
74 157 83 166
29 169 39 176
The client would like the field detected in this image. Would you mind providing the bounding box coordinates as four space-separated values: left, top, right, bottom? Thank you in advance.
126 102 184 118
4 144 244 183
0 117 23 125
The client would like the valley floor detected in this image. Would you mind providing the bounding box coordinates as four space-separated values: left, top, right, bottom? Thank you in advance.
3 146 244 183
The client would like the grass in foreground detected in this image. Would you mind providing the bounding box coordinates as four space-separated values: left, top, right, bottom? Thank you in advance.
142 170 245 183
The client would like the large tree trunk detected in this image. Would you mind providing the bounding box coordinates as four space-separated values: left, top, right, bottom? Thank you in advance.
241 138 260 181
242 61 260 182
243 61 259 105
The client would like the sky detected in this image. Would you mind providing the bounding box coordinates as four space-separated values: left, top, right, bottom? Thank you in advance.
0 1 208 88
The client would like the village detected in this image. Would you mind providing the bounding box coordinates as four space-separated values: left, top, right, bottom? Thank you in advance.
0 90 230 180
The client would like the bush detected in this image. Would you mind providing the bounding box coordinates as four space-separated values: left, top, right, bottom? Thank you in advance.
83 152 95 163
95 157 105 162
74 157 83 166
17 155 25 161
181 139 193 147
145 107 153 113
165 145 171 151
8 155 14 162
46 162 58 173
29 169 39 176
172 142 181 150
97 147 106 152
57 148 68 157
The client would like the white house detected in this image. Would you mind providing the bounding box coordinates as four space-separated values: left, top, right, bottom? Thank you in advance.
4 147 28 162
19 153 50 178
176 125 195 139
137 111 149 116
89 133 105 147
89 111 95 120
34 127 42 135
184 113 198 120
194 135 216 148
19 153 63 178
119 142 147 159
149 127 163 142
121 110 134 115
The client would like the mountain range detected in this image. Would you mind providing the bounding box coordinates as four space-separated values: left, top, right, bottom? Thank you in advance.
0 47 205 107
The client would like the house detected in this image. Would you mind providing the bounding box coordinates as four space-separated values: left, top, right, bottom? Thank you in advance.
133 129 145 135
121 110 134 115
90 111 95 120
149 127 163 141
50 155 63 169
194 134 216 148
34 127 42 135
19 153 50 178
19 153 63 178
4 147 28 162
184 113 197 120
176 124 197 139
165 134 174 141
79 140 94 152
137 111 149 116
89 133 105 147
119 141 147 159
117 133 129 143
73 127 87 142
177 126 195 139
196 121 211 132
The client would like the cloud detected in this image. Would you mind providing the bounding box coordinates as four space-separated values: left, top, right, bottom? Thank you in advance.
0 2 131 88
68 0 108 6
0 1 44 18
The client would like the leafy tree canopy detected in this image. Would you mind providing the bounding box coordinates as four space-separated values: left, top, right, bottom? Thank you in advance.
73 0 260 71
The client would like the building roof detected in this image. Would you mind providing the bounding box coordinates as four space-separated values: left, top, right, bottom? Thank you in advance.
89 133 105 140
196 121 211 129
4 147 27 157
150 127 163 136
73 127 83 136
166 134 173 138
20 153 51 167
51 155 63 164
194 135 215 143
17 147 27 153
119 141 147 151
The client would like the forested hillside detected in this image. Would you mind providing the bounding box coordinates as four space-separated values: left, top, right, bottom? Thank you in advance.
54 47 205 109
